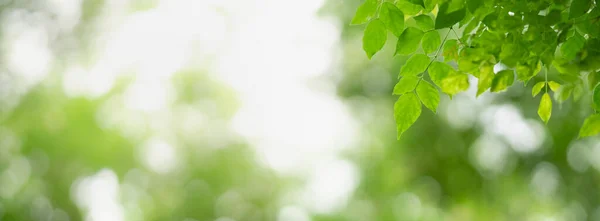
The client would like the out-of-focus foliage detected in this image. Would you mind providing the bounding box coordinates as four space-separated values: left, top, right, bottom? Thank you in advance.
353 0 600 138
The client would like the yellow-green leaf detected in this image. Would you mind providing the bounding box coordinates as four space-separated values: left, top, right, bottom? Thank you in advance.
477 63 494 96
416 80 440 113
422 31 441 54
351 0 380 25
490 70 514 92
532 82 546 97
394 93 422 139
393 76 420 95
579 114 600 137
442 39 459 61
363 19 387 59
399 54 431 76
440 73 470 95
538 93 552 124
395 27 424 55
548 81 561 91
428 61 454 85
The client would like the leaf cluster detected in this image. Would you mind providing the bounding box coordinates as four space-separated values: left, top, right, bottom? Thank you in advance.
352 0 600 138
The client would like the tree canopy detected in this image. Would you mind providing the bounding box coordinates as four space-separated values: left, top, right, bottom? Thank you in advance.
353 0 600 139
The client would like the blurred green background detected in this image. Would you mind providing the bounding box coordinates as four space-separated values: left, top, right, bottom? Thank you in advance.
0 0 599 221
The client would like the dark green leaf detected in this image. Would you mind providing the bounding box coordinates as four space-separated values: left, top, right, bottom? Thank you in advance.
416 80 440 113
594 83 600 111
413 15 434 31
532 82 546 97
351 0 380 25
399 54 431 76
395 27 424 55
393 76 420 94
538 93 552 124
363 19 387 59
580 114 600 137
466 0 482 13
380 3 405 36
396 0 424 15
561 32 585 60
407 0 425 7
422 31 441 54
569 0 592 19
394 93 422 139
490 70 514 92
435 2 466 29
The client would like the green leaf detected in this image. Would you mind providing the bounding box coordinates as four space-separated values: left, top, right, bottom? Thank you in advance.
442 39 459 61
579 114 600 137
573 83 583 101
351 0 380 25
396 0 424 15
555 85 574 102
407 0 425 7
588 71 600 89
413 15 434 31
440 73 470 95
363 19 387 59
477 64 494 96
399 54 431 76
569 0 592 20
416 80 440 113
532 82 546 97
435 2 466 29
395 27 424 55
561 32 585 60
466 0 482 13
548 81 561 92
538 93 552 124
490 70 514 92
380 3 405 36
394 93 422 139
422 31 441 54
393 76 420 94
428 61 453 85
594 84 600 111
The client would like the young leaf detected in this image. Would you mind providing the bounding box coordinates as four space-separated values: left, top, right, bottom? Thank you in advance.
477 64 494 96
413 15 434 31
395 27 424 55
538 93 552 124
594 83 600 111
363 19 387 59
569 0 592 20
380 3 405 36
579 114 600 137
532 82 546 97
435 2 466 29
394 93 422 139
393 76 420 94
422 31 441 54
351 0 380 25
490 70 515 92
440 73 470 95
442 39 459 61
399 54 431 76
561 32 585 60
548 81 561 91
416 80 440 113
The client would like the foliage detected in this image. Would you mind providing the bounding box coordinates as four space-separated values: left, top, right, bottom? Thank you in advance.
352 0 600 138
